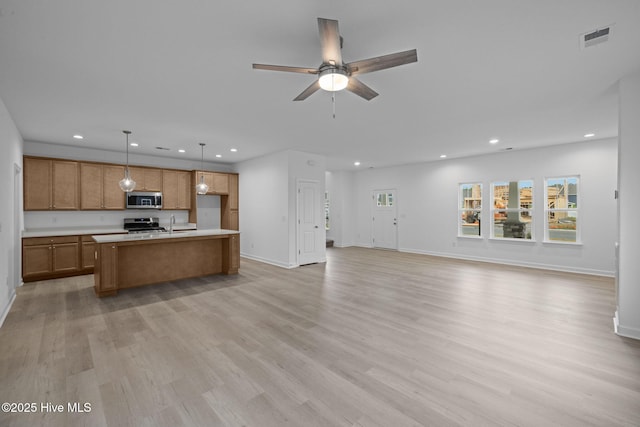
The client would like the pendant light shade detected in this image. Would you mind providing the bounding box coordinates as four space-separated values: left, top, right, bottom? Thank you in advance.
196 143 209 195
119 130 137 192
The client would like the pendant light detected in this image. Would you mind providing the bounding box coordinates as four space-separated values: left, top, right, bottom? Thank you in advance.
195 142 209 194
119 130 136 192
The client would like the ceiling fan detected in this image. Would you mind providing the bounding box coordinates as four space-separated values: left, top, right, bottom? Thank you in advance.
253 18 418 101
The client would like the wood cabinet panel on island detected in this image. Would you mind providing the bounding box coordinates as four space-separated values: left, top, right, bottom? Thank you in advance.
129 167 163 192
24 157 79 210
80 163 125 209
93 231 240 297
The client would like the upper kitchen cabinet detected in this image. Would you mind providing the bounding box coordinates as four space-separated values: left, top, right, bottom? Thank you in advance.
162 169 191 209
196 171 229 195
80 163 125 210
24 157 79 210
129 167 163 192
227 174 238 209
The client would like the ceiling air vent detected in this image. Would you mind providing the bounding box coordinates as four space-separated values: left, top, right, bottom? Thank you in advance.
155 146 170 151
581 25 613 49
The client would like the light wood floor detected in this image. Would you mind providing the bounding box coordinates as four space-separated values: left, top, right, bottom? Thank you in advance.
1 247 639 426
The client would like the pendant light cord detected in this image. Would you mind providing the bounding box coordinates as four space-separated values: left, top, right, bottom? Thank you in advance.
200 143 205 183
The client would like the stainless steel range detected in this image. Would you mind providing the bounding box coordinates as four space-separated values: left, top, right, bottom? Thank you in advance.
123 217 166 234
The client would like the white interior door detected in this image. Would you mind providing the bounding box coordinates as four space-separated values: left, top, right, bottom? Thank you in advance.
372 190 397 250
297 180 323 265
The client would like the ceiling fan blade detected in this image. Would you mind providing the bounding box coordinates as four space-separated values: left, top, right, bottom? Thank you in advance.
293 80 321 101
347 49 418 75
253 63 318 74
346 77 378 101
318 18 343 66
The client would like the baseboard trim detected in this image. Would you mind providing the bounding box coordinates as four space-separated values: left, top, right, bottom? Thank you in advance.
0 290 17 329
398 247 615 277
240 253 296 269
614 311 640 340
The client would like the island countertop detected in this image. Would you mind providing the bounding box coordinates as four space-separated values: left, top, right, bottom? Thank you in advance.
92 228 239 243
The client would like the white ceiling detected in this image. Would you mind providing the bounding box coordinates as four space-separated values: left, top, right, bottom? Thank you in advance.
1 1 639 170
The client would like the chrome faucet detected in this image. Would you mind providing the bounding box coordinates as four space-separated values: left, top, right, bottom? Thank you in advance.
169 214 175 233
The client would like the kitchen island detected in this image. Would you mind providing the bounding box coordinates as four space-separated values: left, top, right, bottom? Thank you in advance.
93 229 239 297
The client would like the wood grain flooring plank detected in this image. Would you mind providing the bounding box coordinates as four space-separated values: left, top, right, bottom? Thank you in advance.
1 247 639 426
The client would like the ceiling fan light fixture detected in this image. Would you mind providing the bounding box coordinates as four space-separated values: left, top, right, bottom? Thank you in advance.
318 68 349 91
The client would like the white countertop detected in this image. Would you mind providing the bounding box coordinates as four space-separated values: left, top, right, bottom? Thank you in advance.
22 223 198 238
92 229 239 243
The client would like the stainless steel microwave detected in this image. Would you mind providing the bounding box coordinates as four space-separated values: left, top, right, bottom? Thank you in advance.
126 192 163 209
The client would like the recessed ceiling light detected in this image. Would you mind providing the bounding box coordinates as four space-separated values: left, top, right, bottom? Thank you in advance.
130 142 139 147
230 148 238 152
584 133 595 138
354 161 361 166
215 154 222 158
178 149 185 153
73 134 84 140
489 139 499 144
440 154 447 158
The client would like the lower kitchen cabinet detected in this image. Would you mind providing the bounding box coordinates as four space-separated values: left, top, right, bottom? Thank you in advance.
94 243 118 295
22 236 80 281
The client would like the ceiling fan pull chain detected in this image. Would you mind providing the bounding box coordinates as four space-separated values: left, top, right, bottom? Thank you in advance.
332 92 336 119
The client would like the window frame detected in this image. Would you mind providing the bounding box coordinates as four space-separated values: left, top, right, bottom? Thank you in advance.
458 182 483 239
490 179 535 241
544 175 580 244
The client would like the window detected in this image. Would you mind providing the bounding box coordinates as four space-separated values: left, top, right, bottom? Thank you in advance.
325 191 330 230
459 183 482 237
545 176 579 243
376 192 394 207
491 180 534 240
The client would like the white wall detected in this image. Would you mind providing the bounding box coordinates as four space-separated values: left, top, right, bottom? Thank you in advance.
235 150 326 268
195 195 221 230
343 138 617 276
0 96 23 326
325 170 356 247
236 150 290 267
616 71 640 339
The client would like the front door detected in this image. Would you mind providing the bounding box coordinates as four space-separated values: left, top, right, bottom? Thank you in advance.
297 180 324 265
372 190 397 250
